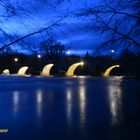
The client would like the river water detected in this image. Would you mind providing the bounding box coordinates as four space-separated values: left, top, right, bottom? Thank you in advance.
0 76 140 140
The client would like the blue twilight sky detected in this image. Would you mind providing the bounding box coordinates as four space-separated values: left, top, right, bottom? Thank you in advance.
0 0 118 56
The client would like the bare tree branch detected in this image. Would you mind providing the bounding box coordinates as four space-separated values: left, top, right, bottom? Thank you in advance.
79 0 140 51
95 15 140 47
0 17 64 51
83 8 140 20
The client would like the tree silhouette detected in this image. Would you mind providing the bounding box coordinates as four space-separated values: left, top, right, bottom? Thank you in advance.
79 0 140 51
0 0 66 52
40 38 67 57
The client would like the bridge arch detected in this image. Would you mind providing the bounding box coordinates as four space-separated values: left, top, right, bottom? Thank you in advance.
17 66 29 75
66 62 84 77
41 64 54 76
103 65 120 77
2 69 10 75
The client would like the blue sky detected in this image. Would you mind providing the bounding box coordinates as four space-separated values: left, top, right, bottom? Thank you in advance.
0 0 113 56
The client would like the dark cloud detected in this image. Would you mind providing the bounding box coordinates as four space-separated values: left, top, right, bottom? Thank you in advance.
1 0 102 55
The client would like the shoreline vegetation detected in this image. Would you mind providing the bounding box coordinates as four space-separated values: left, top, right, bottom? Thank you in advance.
0 51 140 79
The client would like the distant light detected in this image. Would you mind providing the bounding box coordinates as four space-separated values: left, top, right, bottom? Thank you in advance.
37 54 41 59
14 58 18 62
66 51 70 55
80 61 84 66
111 50 115 53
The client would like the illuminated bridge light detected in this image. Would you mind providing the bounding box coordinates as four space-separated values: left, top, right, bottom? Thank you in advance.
37 54 41 59
41 64 54 76
17 66 29 75
103 65 120 77
66 61 84 77
14 58 19 62
2 69 10 75
66 50 71 55
111 49 115 53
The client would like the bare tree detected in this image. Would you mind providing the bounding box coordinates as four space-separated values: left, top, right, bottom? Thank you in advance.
79 0 140 51
40 37 67 57
0 0 66 53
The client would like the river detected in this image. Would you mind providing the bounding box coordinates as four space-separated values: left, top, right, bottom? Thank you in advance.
0 76 140 140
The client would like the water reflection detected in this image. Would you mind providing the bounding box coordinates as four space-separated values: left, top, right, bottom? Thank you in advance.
78 85 86 128
13 91 19 113
36 89 43 118
66 79 87 128
107 78 123 125
66 88 72 124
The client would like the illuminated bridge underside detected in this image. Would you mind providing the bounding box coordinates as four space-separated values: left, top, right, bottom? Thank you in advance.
2 69 10 75
41 64 54 76
66 62 83 77
17 66 29 75
103 65 120 77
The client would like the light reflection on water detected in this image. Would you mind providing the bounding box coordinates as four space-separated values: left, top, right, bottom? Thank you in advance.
1 76 140 139
13 91 19 113
107 77 123 125
36 89 43 118
66 88 73 125
66 78 87 129
11 77 123 128
78 84 86 128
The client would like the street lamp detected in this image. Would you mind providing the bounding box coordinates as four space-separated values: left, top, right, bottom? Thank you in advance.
14 58 19 62
80 61 84 66
66 50 70 55
37 54 41 59
111 49 115 53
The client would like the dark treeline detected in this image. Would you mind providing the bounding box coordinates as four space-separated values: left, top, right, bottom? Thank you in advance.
0 48 140 78
0 0 139 79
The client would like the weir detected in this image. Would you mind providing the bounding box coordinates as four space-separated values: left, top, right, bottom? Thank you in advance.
2 69 10 75
17 66 29 75
41 64 54 76
66 62 84 77
103 65 120 77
